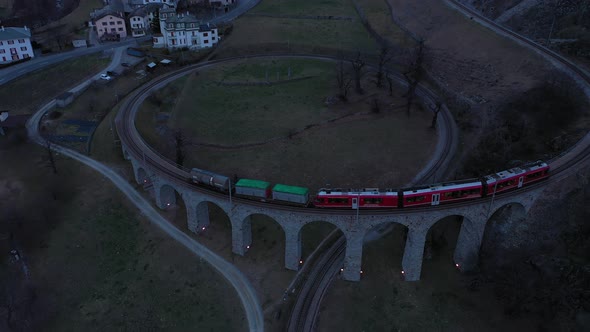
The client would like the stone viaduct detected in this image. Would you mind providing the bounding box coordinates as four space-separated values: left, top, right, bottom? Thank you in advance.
124 147 545 282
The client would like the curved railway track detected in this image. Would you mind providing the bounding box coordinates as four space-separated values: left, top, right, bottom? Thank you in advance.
116 43 590 332
287 2 590 330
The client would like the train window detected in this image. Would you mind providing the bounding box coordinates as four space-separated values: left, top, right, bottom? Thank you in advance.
406 197 415 203
316 198 325 203
364 198 383 204
416 196 425 202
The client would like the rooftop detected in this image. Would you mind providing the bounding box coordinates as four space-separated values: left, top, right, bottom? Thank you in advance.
0 27 31 41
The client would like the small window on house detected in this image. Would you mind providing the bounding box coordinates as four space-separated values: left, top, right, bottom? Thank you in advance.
118 27 123 31
102 22 107 26
23 54 29 58
20 47 26 51
204 32 208 36
204 40 209 44
0 50 5 53
8 40 14 44
117 21 122 25
18 39 24 43
0 41 3 45
212 36 216 41
110 21 115 25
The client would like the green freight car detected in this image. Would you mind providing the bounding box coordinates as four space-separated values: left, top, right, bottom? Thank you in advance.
272 184 309 205
235 179 272 199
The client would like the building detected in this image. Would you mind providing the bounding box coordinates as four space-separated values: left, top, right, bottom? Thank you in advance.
153 8 219 50
128 0 177 8
129 7 150 37
0 26 34 64
95 12 128 39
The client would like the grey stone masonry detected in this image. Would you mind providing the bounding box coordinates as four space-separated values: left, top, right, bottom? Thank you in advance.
128 154 547 281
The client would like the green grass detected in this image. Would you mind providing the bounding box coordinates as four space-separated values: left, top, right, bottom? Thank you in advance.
355 0 415 48
218 0 378 56
251 0 358 16
136 57 438 190
0 53 110 115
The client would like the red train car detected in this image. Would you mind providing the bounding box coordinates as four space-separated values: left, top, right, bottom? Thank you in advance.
314 188 399 209
484 161 549 196
402 180 483 208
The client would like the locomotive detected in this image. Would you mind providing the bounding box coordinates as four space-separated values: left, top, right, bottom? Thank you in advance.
189 161 550 209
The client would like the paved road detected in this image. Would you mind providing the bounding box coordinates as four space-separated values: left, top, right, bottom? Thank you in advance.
209 0 261 24
0 37 150 87
25 47 265 332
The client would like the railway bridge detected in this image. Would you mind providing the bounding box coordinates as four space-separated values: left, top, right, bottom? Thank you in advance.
124 150 545 281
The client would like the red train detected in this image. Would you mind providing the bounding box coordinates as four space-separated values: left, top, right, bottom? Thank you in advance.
314 161 549 209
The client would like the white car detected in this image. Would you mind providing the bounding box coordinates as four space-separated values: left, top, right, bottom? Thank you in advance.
100 73 112 81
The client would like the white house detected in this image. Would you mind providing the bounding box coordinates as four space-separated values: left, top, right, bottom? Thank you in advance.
153 8 219 50
0 26 34 64
129 7 150 37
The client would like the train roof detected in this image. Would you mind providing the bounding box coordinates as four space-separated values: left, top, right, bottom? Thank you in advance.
403 180 482 195
317 188 398 196
235 178 271 189
273 184 309 195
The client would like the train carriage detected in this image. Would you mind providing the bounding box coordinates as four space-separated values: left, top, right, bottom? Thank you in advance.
402 180 484 208
314 188 399 209
272 184 310 205
235 178 272 200
191 168 230 192
522 161 550 185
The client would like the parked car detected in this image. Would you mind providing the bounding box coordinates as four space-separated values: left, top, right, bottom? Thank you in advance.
100 73 112 81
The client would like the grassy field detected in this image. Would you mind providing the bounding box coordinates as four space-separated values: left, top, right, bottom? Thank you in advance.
136 57 437 189
355 0 415 48
0 53 110 115
216 0 378 57
0 142 246 331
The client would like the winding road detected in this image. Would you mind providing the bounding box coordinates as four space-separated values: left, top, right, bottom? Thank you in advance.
25 47 265 332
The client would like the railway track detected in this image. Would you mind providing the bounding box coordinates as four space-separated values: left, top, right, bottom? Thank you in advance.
287 3 590 331
116 43 590 332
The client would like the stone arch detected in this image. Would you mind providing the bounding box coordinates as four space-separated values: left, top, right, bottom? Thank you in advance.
135 167 149 185
189 200 232 241
421 214 468 280
157 183 179 208
360 221 408 278
298 220 344 263
480 202 526 268
240 213 287 267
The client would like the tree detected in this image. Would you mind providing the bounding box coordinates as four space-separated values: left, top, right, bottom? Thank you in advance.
151 8 161 34
375 47 392 88
350 52 366 95
174 130 185 167
386 73 394 96
335 58 352 101
403 39 426 115
430 101 443 129
46 141 57 174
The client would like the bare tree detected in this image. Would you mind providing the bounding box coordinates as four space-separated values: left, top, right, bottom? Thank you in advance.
350 52 366 95
375 47 392 88
174 130 185 167
386 73 394 96
403 39 426 115
335 58 352 101
46 141 57 174
430 101 443 129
